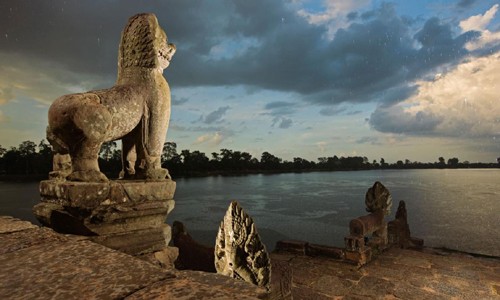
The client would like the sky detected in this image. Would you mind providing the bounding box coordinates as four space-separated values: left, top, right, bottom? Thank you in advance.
0 0 499 163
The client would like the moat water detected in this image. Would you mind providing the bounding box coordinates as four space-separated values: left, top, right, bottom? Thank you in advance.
1 169 499 256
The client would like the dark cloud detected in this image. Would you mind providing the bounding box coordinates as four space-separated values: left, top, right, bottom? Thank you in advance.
456 0 477 8
319 107 347 116
0 0 482 108
272 117 293 129
172 96 189 106
369 106 442 134
347 11 359 21
356 136 381 145
202 106 230 124
263 101 298 116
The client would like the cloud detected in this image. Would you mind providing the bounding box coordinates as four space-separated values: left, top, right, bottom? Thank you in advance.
0 0 490 112
202 106 230 124
456 0 477 9
0 52 110 106
460 4 500 51
272 117 293 129
263 101 298 116
316 141 328 153
356 136 381 145
370 105 443 134
297 0 371 39
0 87 14 105
193 132 225 146
459 4 498 31
370 53 500 138
319 106 347 116
172 96 189 106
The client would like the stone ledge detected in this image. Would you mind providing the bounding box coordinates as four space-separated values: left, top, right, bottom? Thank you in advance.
39 179 176 208
0 216 38 234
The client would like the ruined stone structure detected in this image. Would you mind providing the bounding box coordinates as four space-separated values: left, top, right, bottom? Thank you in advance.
46 13 176 182
344 181 392 265
388 200 424 249
215 201 271 290
33 14 177 266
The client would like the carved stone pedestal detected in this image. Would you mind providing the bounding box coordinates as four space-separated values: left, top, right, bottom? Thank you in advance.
33 179 176 257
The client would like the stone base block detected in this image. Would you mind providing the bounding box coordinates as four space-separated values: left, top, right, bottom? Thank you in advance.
275 240 308 255
90 224 172 255
306 243 344 259
34 179 176 256
344 248 372 266
345 235 365 252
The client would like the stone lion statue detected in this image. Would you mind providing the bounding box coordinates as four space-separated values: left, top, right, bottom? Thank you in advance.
47 13 176 182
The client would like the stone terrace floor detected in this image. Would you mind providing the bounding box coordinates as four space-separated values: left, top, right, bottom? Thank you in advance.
1 215 499 299
272 248 500 299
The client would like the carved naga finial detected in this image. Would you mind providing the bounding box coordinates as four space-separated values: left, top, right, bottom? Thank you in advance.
365 181 392 215
215 201 271 289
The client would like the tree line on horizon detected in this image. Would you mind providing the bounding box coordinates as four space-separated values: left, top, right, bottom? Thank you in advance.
0 140 499 179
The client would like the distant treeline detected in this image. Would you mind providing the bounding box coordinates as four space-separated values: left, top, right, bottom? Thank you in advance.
0 140 499 180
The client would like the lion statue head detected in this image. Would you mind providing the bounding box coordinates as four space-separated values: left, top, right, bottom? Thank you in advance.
118 13 176 72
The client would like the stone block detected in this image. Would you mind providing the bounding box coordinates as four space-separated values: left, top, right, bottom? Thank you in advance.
0 216 38 234
275 240 308 255
138 246 179 269
35 179 176 256
344 235 365 252
345 248 372 266
349 210 384 237
306 243 344 259
91 224 172 255
39 179 176 209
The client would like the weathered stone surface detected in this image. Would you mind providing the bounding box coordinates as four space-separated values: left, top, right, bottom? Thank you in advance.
1 217 498 299
39 179 176 208
0 239 174 299
46 13 176 182
0 226 84 255
91 224 172 255
172 220 216 272
126 270 267 300
0 217 268 300
275 239 308 255
307 243 344 259
268 255 293 300
273 246 500 299
215 201 271 289
137 246 179 270
35 179 176 256
0 216 37 234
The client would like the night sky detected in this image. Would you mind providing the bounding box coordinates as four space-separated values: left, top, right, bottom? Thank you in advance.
0 0 499 163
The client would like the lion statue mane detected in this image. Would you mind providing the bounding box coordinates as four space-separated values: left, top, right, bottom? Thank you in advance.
47 13 176 182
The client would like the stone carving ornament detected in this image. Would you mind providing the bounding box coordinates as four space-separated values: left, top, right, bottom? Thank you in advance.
365 181 392 215
215 201 271 289
46 13 176 182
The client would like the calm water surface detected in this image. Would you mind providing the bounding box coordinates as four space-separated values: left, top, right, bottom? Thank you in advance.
1 169 499 256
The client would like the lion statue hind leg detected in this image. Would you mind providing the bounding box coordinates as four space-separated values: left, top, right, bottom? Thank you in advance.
66 97 113 182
